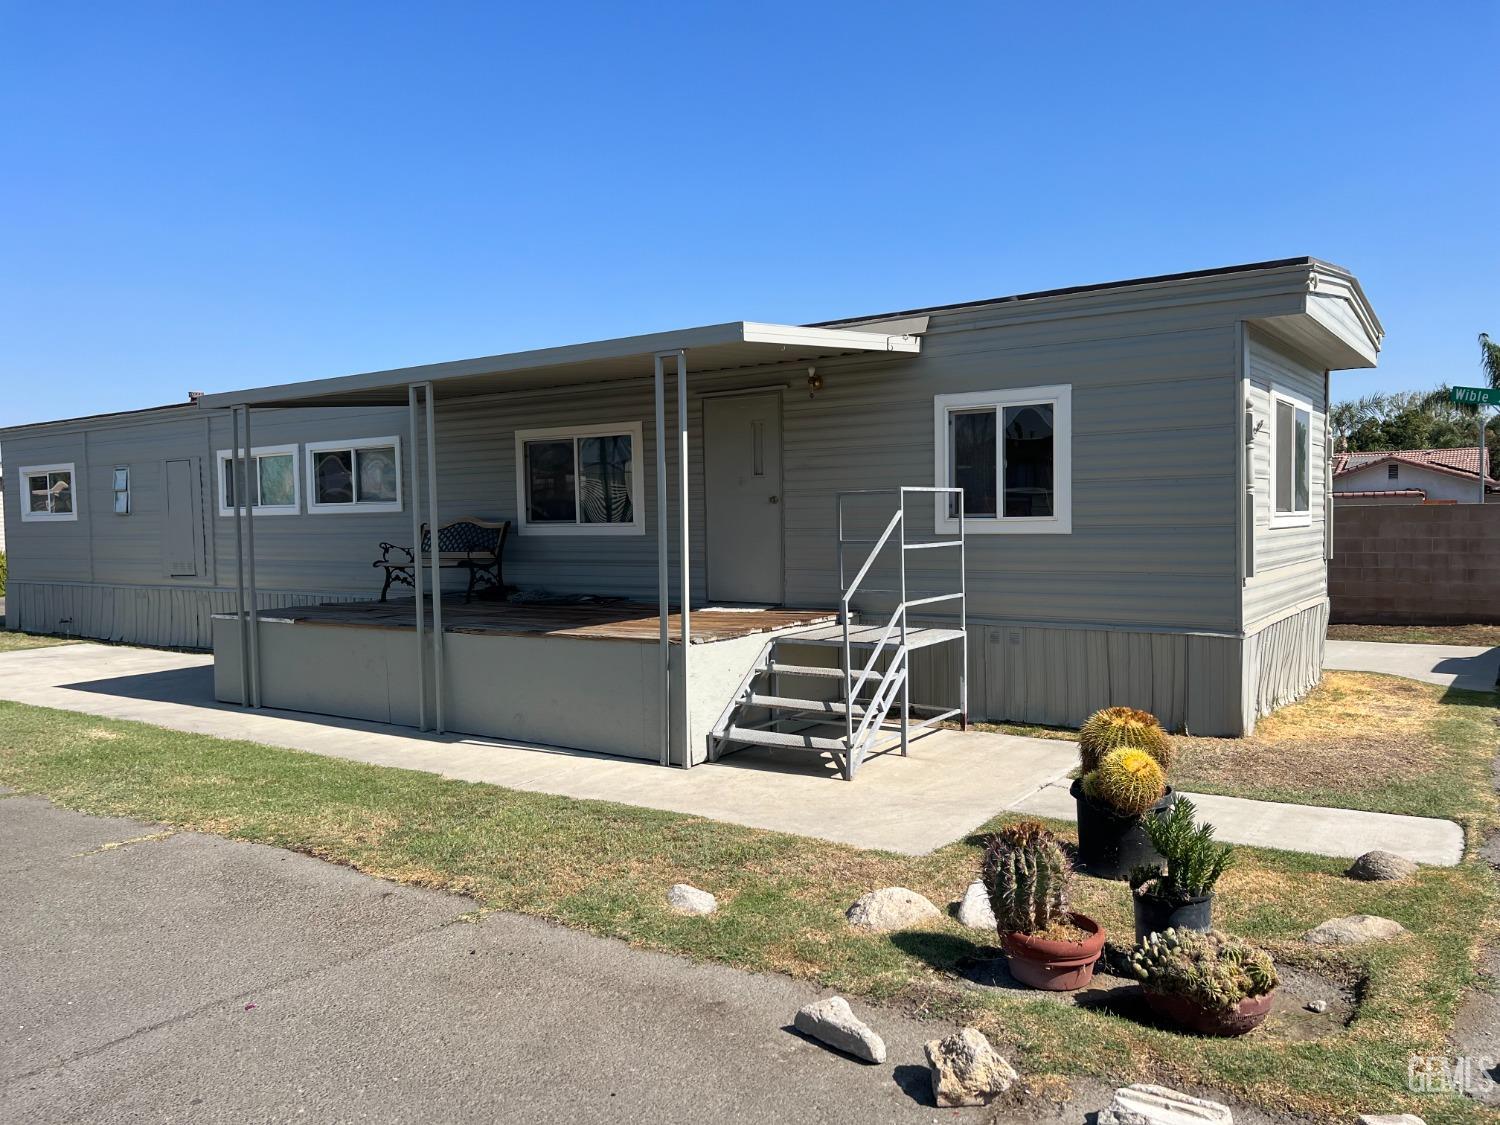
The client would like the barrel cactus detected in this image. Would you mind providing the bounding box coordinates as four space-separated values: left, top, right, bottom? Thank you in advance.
1083 747 1167 816
1125 928 1278 1011
1079 706 1174 773
980 820 1072 935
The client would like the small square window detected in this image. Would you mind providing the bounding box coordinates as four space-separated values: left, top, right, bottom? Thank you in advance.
20 464 77 522
304 438 402 513
217 446 301 516
514 423 643 536
934 387 1072 535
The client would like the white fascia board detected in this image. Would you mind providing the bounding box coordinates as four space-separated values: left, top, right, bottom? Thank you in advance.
194 321 919 410
739 322 923 353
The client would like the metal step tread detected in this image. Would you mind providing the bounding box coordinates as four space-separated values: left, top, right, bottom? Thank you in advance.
766 661 845 678
748 693 866 717
724 726 852 752
781 625 967 649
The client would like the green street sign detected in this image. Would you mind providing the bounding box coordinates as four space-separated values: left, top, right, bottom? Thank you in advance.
1451 385 1500 407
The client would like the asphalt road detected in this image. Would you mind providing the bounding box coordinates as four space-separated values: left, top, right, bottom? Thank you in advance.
1 793 986 1124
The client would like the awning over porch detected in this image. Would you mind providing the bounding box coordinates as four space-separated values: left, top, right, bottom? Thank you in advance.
203 316 926 767
195 319 923 409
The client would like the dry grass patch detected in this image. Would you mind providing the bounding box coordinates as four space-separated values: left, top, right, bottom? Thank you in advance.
1329 623 1500 648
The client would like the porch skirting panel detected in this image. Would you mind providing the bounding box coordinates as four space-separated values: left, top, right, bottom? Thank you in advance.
908 615 1323 738
6 580 377 651
211 616 773 766
1241 599 1328 729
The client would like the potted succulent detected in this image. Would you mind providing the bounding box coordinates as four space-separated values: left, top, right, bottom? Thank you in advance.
1072 707 1176 880
981 820 1106 991
1129 797 1234 941
1125 928 1279 1036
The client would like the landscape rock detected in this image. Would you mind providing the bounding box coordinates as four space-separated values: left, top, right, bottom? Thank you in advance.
1304 914 1407 945
1355 1116 1426 1124
1096 1084 1233 1124
923 1027 1017 1107
666 883 717 915
954 880 998 931
1347 850 1419 881
845 887 941 932
792 996 886 1064
1305 999 1328 1014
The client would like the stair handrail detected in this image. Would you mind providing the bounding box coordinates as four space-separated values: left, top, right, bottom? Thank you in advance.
837 486 966 751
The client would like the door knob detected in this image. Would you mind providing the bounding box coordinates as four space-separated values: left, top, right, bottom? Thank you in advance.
768 495 779 504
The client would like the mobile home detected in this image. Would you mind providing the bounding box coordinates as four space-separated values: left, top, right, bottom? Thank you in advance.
0 258 1382 771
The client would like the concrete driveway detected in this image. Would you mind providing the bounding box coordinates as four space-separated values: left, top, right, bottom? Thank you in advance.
1 792 988 1124
1324 639 1500 693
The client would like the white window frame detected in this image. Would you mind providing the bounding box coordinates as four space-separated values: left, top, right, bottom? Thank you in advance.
304 436 404 514
19 462 79 522
514 421 645 537
216 444 301 517
1269 388 1314 529
112 466 131 515
933 385 1072 535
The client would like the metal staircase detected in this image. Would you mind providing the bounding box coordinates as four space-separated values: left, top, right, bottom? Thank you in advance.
708 487 967 780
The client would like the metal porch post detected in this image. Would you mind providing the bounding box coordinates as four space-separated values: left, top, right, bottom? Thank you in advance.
654 353 670 766
230 406 249 707
423 384 444 733
674 350 692 769
408 383 427 731
241 406 261 708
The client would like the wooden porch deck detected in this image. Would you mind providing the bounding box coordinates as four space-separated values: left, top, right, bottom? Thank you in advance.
243 598 837 645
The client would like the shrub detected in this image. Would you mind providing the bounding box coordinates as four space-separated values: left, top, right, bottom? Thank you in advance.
0 551 6 598
1125 928 1278 1011
1078 706 1173 773
1082 747 1167 816
980 820 1072 935
1129 797 1234 902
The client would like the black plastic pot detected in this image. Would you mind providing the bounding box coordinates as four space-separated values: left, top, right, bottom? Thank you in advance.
1070 778 1176 880
1132 890 1214 943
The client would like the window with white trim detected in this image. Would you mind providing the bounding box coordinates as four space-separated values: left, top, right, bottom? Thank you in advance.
216 445 300 516
20 463 77 522
514 421 643 536
1271 390 1313 525
112 467 131 515
933 386 1072 534
305 437 402 513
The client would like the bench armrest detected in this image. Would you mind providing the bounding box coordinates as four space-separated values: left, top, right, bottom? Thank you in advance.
374 542 415 567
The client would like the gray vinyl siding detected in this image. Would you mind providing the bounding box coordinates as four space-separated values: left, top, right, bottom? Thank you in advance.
1242 328 1329 631
784 305 1244 631
2 403 407 645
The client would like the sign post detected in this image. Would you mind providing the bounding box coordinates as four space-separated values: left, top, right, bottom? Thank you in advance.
1450 386 1499 504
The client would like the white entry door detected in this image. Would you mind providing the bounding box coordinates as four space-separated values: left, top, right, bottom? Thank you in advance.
704 392 784 604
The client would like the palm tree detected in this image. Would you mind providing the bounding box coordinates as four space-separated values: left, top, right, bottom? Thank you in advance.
1481 331 1500 389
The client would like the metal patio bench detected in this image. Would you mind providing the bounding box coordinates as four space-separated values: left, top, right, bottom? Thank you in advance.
374 517 510 603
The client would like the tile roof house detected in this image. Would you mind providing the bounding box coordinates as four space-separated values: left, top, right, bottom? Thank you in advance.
1331 447 1498 504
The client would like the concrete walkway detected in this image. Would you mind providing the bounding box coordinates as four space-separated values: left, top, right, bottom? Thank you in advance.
0 643 1072 856
1324 639 1500 692
1013 781 1464 866
0 642 1467 865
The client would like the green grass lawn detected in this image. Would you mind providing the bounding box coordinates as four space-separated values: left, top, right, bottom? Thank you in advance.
0 629 76 653
1 695 1496 1121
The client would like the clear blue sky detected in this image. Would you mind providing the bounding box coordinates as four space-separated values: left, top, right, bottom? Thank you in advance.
2 2 1495 429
